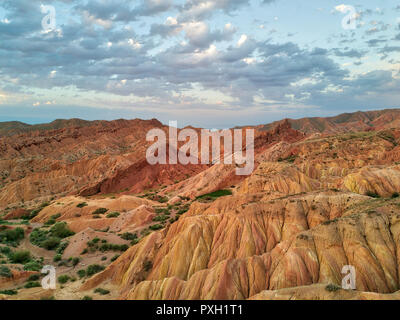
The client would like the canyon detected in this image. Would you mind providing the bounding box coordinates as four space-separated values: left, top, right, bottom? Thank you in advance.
1 108 400 300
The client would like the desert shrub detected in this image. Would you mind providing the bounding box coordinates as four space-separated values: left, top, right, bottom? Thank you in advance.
30 223 72 252
24 281 41 288
77 269 86 278
23 260 42 271
177 208 189 215
196 189 232 202
41 237 61 250
53 254 62 262
110 255 120 262
149 224 163 231
0 227 25 246
72 257 80 266
153 215 168 222
86 264 105 276
58 275 70 284
0 289 17 295
119 232 137 241
0 266 12 278
106 212 120 218
365 191 380 198
325 283 341 292
44 214 61 226
94 288 110 295
27 274 40 281
82 296 92 300
29 229 49 247
77 202 88 208
50 222 74 238
392 192 399 199
56 241 69 254
92 208 108 215
10 250 30 263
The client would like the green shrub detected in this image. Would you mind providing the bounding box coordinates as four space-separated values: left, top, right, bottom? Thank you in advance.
120 232 137 241
106 212 120 218
23 260 42 271
0 289 17 295
41 237 61 250
86 264 105 277
29 228 49 247
92 208 108 215
153 215 168 222
44 214 62 226
58 275 70 284
72 257 80 267
149 224 163 230
53 254 62 262
82 295 92 300
77 269 86 278
196 189 232 201
0 266 12 278
27 274 40 281
10 250 30 263
325 283 341 292
24 281 41 288
392 192 399 199
56 241 69 254
365 191 380 198
110 255 120 262
77 202 88 208
50 222 74 238
94 288 110 295
0 227 25 245
177 208 189 215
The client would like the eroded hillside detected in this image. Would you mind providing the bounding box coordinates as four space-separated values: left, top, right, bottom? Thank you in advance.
2 110 400 300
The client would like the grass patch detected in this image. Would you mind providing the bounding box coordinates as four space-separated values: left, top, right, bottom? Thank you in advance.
196 189 232 202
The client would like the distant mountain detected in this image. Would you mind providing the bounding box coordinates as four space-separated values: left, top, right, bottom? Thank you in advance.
0 118 106 136
260 108 400 134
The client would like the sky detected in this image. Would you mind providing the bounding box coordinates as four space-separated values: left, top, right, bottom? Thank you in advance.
0 0 399 128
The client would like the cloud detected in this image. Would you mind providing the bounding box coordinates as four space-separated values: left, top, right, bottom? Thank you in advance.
0 0 399 126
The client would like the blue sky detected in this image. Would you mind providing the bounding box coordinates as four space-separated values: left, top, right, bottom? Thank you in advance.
0 0 399 128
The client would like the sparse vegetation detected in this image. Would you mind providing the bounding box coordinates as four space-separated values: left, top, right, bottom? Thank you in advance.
0 227 25 246
86 264 105 277
58 274 70 284
196 189 232 202
24 281 41 288
94 288 110 295
77 202 88 208
366 191 380 198
10 250 30 264
106 212 120 218
30 222 74 252
92 208 108 215
0 289 17 295
0 265 12 278
325 283 341 292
